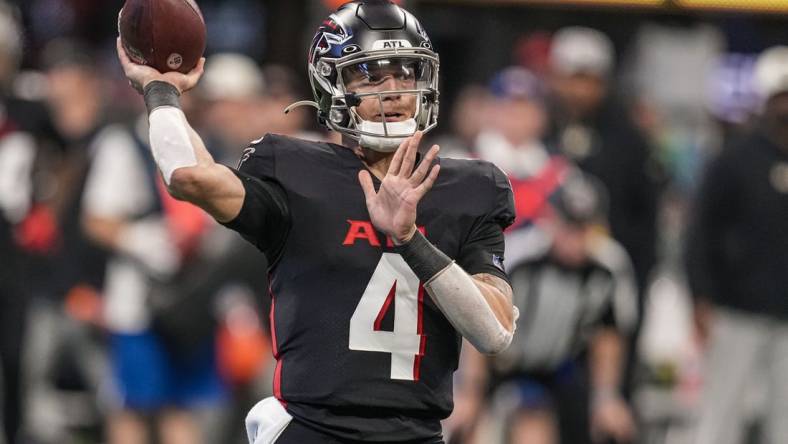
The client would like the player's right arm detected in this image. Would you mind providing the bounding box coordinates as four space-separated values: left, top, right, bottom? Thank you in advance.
116 38 243 223
167 123 244 222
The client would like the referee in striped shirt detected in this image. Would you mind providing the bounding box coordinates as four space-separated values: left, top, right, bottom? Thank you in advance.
490 171 638 444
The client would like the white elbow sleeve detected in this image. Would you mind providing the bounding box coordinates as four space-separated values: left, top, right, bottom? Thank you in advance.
148 107 197 185
424 263 514 354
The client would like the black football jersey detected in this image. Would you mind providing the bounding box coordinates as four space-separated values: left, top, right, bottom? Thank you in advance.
223 134 514 442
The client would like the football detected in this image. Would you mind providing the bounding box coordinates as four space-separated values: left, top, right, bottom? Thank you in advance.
118 0 207 74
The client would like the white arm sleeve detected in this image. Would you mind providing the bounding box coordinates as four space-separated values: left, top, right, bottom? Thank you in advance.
148 106 198 185
424 262 517 355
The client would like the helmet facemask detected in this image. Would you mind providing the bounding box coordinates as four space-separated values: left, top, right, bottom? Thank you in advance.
311 48 440 152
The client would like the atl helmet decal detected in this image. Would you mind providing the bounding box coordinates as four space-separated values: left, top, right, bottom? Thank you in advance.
312 14 351 60
323 14 348 38
314 32 351 56
415 20 430 43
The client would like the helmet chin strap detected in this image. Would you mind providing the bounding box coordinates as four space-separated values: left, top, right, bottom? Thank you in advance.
358 118 417 152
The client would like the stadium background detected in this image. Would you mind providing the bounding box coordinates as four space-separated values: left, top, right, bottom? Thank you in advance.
1 0 787 443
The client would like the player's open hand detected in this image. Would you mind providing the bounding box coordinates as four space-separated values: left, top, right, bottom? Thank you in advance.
116 37 204 95
359 131 441 245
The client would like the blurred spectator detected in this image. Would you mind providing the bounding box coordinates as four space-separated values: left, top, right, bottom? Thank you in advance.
430 84 490 158
199 53 268 162
0 3 33 442
0 3 68 442
36 39 109 298
626 22 724 196
0 1 20 87
258 64 321 140
475 66 568 230
199 54 320 164
686 46 788 444
81 112 227 443
513 31 553 79
199 0 267 59
487 171 638 444
546 26 660 292
634 273 702 444
18 41 126 444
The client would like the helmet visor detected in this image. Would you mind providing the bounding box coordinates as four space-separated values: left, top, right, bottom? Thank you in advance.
341 57 433 94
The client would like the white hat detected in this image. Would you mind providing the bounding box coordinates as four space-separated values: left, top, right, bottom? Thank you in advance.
200 53 265 101
753 46 788 100
550 27 614 77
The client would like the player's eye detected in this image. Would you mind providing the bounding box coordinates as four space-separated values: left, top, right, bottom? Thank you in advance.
343 59 424 92
366 71 386 84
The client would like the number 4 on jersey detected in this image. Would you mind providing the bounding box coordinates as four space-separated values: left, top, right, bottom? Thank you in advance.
349 253 426 381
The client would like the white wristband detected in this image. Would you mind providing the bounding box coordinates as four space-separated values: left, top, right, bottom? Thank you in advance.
148 107 198 185
424 262 516 354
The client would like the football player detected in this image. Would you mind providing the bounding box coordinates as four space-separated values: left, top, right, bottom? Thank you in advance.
117 1 517 442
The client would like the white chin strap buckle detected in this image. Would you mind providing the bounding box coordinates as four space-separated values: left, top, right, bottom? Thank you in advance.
358 118 418 152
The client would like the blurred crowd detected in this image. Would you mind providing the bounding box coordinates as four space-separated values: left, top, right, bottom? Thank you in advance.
1 1 788 444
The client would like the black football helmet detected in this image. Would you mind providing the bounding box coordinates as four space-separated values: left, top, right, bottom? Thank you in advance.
290 0 440 152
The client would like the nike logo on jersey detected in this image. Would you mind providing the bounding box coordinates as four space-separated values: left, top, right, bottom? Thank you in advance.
343 220 426 248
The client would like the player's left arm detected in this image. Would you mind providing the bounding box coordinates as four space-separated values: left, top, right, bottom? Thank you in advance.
361 133 516 355
471 273 515 332
401 239 516 355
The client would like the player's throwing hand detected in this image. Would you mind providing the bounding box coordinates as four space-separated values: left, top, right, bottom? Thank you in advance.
116 37 205 94
358 131 441 245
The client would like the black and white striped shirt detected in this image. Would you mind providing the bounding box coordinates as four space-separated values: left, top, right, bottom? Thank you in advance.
495 228 638 373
